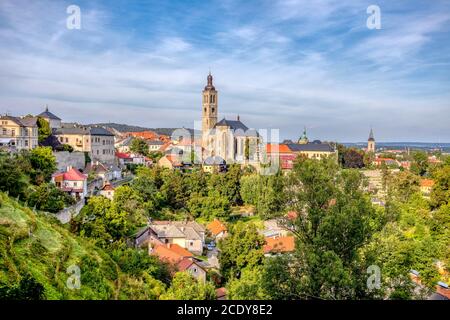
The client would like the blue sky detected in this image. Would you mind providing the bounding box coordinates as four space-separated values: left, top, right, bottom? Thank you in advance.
0 0 449 142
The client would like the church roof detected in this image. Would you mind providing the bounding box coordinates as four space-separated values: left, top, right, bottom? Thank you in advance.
215 118 248 131
287 143 335 152
38 107 61 120
204 156 226 165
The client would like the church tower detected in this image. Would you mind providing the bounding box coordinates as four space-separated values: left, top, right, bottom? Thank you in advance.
367 128 375 153
202 72 218 150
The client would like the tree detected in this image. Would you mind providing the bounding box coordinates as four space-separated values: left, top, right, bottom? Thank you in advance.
36 117 52 143
270 157 385 299
390 171 420 202
28 183 75 213
218 222 265 280
430 163 450 208
411 151 429 176
0 155 29 197
130 138 149 156
29 147 57 184
227 266 269 300
187 190 230 220
0 275 45 300
160 272 216 300
342 148 365 169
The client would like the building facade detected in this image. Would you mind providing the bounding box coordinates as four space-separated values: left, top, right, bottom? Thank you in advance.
54 125 115 164
367 128 375 153
37 106 62 129
200 73 260 164
0 115 38 150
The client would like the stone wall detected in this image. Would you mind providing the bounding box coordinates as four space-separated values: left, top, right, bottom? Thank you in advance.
54 151 85 171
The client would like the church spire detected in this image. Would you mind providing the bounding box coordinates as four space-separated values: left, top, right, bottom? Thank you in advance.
205 72 215 90
368 128 374 141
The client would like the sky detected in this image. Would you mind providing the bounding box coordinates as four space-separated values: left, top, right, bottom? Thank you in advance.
0 0 449 142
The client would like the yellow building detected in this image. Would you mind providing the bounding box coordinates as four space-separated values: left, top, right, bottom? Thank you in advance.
0 115 38 150
54 125 115 164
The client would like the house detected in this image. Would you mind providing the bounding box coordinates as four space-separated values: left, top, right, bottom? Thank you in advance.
0 115 38 150
114 136 133 153
99 182 115 200
177 257 207 283
263 236 295 255
158 154 182 170
116 152 149 167
265 144 296 170
261 219 289 238
203 156 226 173
37 106 61 129
150 243 193 263
206 219 227 239
54 124 115 164
373 157 399 167
51 166 88 199
84 161 122 181
146 221 206 255
420 179 434 195
147 140 165 152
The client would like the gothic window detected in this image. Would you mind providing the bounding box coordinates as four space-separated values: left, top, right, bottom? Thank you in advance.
212 108 215 113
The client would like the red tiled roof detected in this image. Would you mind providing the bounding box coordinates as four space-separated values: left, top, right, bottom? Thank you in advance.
116 152 131 159
207 219 227 236
53 168 87 181
152 244 193 264
263 236 295 254
176 257 201 272
420 179 435 187
101 183 114 191
286 211 298 220
216 287 227 299
266 144 292 154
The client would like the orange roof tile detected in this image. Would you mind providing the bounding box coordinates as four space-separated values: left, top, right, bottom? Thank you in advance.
266 144 292 154
152 244 192 263
207 219 227 236
420 179 435 187
52 168 87 181
264 236 295 254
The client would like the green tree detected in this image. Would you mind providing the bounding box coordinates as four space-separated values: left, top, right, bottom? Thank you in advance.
28 183 75 213
227 266 269 300
0 155 29 197
36 117 52 143
411 151 429 176
130 138 149 156
0 275 45 300
160 272 216 300
29 147 57 184
430 163 450 208
268 157 384 299
218 222 265 280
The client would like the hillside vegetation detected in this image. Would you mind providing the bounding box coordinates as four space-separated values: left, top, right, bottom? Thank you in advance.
0 192 168 300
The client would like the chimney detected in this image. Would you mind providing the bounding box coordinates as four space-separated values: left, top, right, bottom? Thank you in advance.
67 165 73 172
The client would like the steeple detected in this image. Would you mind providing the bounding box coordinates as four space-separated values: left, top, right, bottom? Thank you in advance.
45 104 49 112
205 72 215 90
368 128 374 141
298 127 309 144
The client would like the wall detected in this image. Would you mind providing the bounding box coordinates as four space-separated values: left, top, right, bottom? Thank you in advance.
54 151 85 171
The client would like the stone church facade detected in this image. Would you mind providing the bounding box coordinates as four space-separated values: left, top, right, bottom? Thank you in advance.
201 73 260 164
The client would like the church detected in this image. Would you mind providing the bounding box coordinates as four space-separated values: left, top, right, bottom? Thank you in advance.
200 73 260 165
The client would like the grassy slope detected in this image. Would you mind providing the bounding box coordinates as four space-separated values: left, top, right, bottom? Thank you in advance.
0 192 123 299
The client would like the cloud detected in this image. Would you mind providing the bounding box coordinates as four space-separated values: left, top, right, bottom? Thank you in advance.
0 0 449 142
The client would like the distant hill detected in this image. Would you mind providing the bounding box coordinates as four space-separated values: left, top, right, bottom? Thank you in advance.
88 123 195 137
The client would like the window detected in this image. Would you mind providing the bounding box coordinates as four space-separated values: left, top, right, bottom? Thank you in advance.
212 108 215 113
11 129 15 136
65 138 68 143
25 140 28 147
74 182 77 187
2 128 6 135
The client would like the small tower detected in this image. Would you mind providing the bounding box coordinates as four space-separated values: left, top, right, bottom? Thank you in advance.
367 128 375 153
298 127 309 144
202 72 218 133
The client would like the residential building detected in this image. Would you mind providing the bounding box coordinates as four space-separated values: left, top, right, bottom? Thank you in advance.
420 179 434 195
99 182 115 200
147 139 165 152
150 243 193 263
140 221 206 255
0 115 38 150
37 106 61 129
54 124 115 164
158 154 182 170
114 136 133 153
203 156 226 173
84 161 122 181
263 236 295 256
206 219 227 239
177 258 207 283
51 166 88 199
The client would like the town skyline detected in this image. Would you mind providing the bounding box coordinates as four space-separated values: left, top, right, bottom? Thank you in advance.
1 0 450 142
